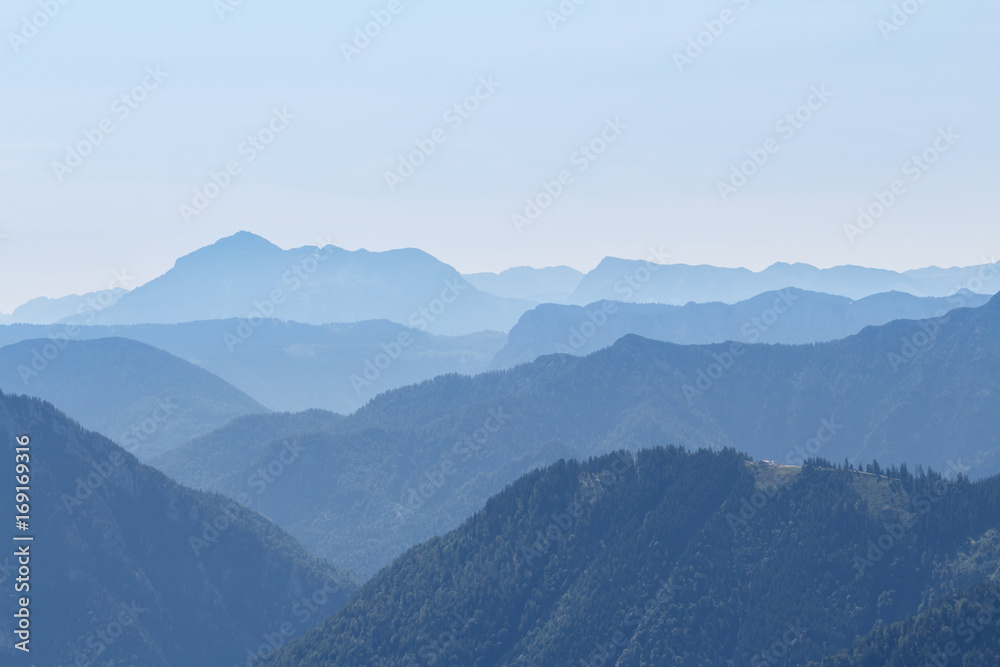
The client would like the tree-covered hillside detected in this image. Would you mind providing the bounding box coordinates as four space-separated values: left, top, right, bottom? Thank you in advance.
158 295 1000 577
0 391 356 666
0 337 267 460
268 448 1000 666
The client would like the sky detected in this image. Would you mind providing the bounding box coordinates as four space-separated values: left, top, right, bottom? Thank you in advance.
1 0 998 312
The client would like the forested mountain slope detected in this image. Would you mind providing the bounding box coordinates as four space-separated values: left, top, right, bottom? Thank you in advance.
0 392 355 666
269 448 1000 665
159 295 1000 577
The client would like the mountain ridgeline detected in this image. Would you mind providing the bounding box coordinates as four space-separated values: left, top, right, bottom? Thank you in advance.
45 232 532 335
565 258 1000 306
266 447 1000 665
490 288 990 369
0 319 506 414
7 232 998 337
0 337 267 460
0 391 356 666
155 293 1000 579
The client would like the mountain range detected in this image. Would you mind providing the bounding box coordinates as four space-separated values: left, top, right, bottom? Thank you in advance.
41 232 531 336
266 447 1000 665
491 288 990 369
0 391 355 665
5 231 999 665
0 320 505 414
469 256 1000 306
153 293 1000 578
5 233 998 339
0 337 267 460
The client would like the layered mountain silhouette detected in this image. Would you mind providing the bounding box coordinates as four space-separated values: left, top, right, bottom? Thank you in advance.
6 234 996 340
0 391 355 665
266 447 1000 665
0 320 505 414
491 288 990 369
463 266 584 302
565 258 1000 305
5 287 128 324
0 338 267 460
156 294 1000 577
45 232 531 335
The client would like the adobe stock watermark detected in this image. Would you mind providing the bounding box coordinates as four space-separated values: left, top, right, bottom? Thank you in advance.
518 451 633 567
545 0 592 30
51 66 168 183
408 278 468 331
740 289 800 343
119 398 180 453
17 268 137 385
557 239 672 349
233 577 350 667
350 330 413 395
417 611 477 665
224 236 335 352
726 416 843 533
396 408 510 522
60 602 146 667
384 75 501 192
350 279 468 394
340 0 409 64
716 85 833 202
843 126 958 244
878 0 933 41
611 245 673 301
581 575 683 666
556 241 669 350
853 458 970 575
60 449 129 515
179 107 294 223
684 289 800 404
924 584 1000 667
751 620 809 666
886 259 999 372
673 0 754 73
555 301 619 355
189 439 306 556
8 0 73 54
213 0 249 21
512 117 627 234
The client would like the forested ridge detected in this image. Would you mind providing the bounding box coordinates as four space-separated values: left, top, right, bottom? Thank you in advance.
268 447 1000 665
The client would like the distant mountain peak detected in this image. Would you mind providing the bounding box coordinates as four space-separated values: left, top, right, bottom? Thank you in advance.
211 230 282 251
172 231 285 270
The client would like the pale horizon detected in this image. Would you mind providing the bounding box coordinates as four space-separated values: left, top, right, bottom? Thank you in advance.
2 0 998 311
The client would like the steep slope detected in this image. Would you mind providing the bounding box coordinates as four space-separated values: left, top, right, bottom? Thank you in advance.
491 288 989 369
152 409 345 490
164 294 1000 577
0 391 355 666
267 449 1000 666
0 319 506 414
813 582 1000 666
0 337 267 460
62 232 532 335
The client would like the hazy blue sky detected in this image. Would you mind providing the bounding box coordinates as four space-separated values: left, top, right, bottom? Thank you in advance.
1 0 998 311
